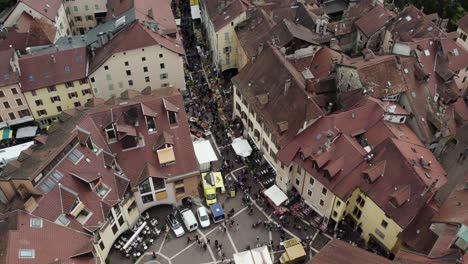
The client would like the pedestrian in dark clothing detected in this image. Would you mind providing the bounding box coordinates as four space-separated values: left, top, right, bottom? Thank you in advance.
207 238 210 245
195 235 199 242
215 240 219 247
203 243 207 250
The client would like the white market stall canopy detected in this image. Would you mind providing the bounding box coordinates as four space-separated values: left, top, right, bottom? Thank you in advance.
231 137 252 157
233 246 272 264
264 185 288 207
191 5 201 19
15 126 38 139
193 140 218 164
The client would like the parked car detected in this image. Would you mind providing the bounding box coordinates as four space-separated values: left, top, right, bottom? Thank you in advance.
180 208 198 232
196 206 211 228
167 213 185 237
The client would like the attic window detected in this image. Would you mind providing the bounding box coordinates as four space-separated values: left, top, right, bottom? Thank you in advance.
105 124 116 142
3 73 9 80
64 65 71 73
157 144 175 165
403 68 409 74
146 116 156 132
19 249 35 259
453 48 459 57
405 15 412 21
68 149 84 164
91 179 110 198
168 111 177 124
55 214 70 226
30 218 43 228
423 49 430 56
28 74 34 81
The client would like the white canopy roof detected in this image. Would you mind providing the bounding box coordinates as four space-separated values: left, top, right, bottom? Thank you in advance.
234 246 272 264
231 137 252 157
191 5 201 19
264 185 288 207
193 140 218 164
15 126 38 139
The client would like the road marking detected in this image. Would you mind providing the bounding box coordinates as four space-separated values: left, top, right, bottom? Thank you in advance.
198 229 217 263
226 229 239 253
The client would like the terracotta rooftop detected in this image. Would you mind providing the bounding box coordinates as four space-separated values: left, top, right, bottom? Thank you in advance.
106 0 177 34
459 13 468 33
354 4 394 38
308 239 393 264
0 48 19 87
19 0 62 21
432 172 468 226
236 8 276 59
0 210 94 264
388 5 445 41
203 0 249 32
18 47 87 92
341 54 418 98
394 249 458 264
232 44 324 148
89 21 184 74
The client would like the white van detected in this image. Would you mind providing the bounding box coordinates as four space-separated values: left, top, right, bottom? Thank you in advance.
180 208 198 232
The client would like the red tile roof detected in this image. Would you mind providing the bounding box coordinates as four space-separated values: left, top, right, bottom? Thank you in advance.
203 0 249 31
0 48 19 87
19 47 87 92
86 88 199 186
89 21 184 74
432 172 468 226
232 44 324 148
459 13 468 33
308 239 393 264
0 210 94 264
106 0 178 34
354 5 394 38
394 249 456 264
20 0 62 21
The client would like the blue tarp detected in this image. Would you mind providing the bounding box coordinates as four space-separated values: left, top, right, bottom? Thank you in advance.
210 203 224 223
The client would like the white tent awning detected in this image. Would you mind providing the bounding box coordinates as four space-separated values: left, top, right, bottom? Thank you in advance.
193 140 218 164
191 5 201 19
15 126 38 139
264 185 288 207
233 246 272 264
231 137 252 157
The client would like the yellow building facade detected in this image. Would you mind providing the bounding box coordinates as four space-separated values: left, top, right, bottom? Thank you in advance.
331 189 403 254
23 79 92 127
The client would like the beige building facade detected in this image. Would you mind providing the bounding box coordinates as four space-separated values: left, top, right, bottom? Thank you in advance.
3 0 71 39
64 0 107 35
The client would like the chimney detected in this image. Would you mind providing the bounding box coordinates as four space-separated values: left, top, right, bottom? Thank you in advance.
322 21 328 35
257 43 264 55
324 131 333 151
284 78 291 96
395 56 401 69
147 8 154 19
51 54 56 64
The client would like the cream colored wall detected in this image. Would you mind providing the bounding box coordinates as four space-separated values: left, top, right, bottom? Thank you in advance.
94 200 140 262
200 1 247 71
293 169 335 219
456 28 468 51
64 0 107 34
23 80 92 122
4 2 70 38
0 83 31 123
345 188 403 253
135 180 177 213
455 67 468 91
89 45 186 100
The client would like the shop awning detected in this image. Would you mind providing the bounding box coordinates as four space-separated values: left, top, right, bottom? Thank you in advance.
231 137 252 157
233 246 272 264
16 126 38 139
0 128 12 140
264 185 288 207
193 140 218 164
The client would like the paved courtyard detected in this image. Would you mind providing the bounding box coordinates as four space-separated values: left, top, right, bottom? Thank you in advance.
108 175 332 264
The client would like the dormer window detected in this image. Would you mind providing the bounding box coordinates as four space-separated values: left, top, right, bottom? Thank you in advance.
168 111 177 124
86 137 100 153
105 123 116 142
146 116 156 132
91 179 110 198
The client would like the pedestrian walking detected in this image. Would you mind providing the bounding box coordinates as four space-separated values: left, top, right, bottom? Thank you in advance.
256 236 260 243
203 243 207 250
207 238 211 245
195 235 199 242
215 240 219 247
223 226 227 233
236 223 240 231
